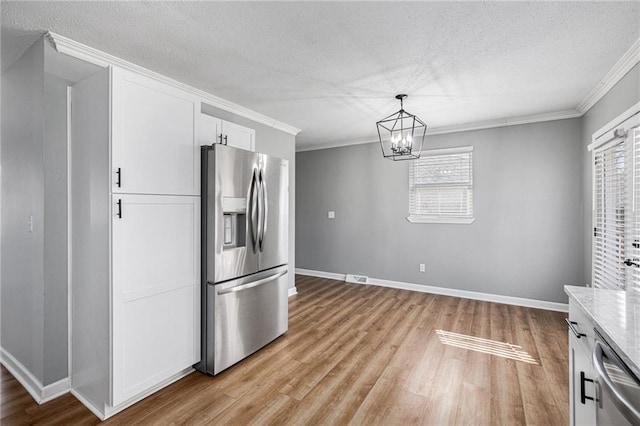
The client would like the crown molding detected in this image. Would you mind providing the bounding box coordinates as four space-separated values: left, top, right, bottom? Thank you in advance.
296 136 378 152
45 32 301 136
426 109 582 136
577 37 640 114
296 109 581 152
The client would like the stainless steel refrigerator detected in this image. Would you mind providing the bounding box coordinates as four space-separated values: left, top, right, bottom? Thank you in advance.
196 144 289 376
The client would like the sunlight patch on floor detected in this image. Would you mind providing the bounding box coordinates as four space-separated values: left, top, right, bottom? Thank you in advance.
436 329 538 365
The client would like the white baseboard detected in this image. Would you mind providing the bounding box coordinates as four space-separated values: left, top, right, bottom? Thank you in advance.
294 268 346 281
72 367 195 420
294 268 568 312
0 347 71 404
41 376 72 403
1 347 43 403
288 286 298 297
103 367 194 420
71 388 106 420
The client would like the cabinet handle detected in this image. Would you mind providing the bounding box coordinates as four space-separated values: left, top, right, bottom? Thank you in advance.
117 199 122 219
580 371 594 404
223 135 228 145
219 133 224 144
565 318 586 339
116 167 122 188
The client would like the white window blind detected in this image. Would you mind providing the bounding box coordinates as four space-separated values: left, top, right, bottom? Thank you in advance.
593 138 626 290
408 147 474 224
626 125 640 292
591 108 640 292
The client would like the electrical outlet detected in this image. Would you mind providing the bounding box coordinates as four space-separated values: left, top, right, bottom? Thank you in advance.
419 263 425 272
328 211 335 219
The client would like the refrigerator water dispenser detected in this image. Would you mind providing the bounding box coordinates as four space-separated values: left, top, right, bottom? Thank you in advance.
222 197 247 249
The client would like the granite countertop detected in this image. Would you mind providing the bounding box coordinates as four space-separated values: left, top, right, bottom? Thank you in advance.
565 285 640 378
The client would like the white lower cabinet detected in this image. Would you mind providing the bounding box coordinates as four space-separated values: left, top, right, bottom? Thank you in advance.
568 301 597 426
112 195 199 406
569 333 596 426
71 193 200 418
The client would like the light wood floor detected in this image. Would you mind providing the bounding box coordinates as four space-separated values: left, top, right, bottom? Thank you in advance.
1 275 569 425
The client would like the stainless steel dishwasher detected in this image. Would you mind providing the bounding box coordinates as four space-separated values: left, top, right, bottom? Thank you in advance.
592 329 640 425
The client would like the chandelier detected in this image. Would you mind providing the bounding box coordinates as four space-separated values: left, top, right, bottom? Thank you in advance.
376 94 427 160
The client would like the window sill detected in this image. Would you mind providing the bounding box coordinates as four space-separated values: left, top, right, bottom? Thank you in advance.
406 215 475 224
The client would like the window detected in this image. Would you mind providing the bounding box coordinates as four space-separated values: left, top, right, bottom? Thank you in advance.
592 138 626 289
590 109 640 291
407 146 474 224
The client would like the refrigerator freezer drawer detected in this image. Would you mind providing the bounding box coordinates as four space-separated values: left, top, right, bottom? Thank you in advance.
212 266 288 375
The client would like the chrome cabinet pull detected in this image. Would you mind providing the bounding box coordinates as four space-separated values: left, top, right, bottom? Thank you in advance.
565 318 586 338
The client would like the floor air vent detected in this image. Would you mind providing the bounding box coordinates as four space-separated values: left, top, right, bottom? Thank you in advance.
345 274 369 284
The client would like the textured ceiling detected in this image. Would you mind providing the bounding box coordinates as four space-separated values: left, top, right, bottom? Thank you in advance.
2 1 639 149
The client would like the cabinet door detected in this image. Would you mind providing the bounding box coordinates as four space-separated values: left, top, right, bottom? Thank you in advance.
569 334 596 426
112 68 199 195
111 194 200 406
223 120 255 152
199 113 222 146
198 114 255 151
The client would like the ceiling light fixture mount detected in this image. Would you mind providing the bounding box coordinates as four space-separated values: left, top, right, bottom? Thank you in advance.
376 94 427 161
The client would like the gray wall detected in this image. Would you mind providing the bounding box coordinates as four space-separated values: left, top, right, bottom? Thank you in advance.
201 104 297 291
43 73 70 384
580 64 640 284
1 38 46 383
296 118 583 303
1 40 93 387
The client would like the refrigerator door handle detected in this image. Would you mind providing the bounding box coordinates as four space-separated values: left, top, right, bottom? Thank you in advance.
256 169 263 251
258 168 268 252
217 269 287 295
248 168 259 253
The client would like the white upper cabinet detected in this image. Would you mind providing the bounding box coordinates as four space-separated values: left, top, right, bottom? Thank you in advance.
222 120 255 151
199 113 221 146
112 68 199 195
199 113 255 152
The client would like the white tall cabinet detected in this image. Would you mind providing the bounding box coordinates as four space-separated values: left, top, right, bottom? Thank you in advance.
70 66 200 419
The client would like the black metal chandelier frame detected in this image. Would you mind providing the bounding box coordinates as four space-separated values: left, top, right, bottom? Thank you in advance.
376 94 427 161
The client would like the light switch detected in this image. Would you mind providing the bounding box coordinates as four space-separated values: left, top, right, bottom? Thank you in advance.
328 211 335 219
